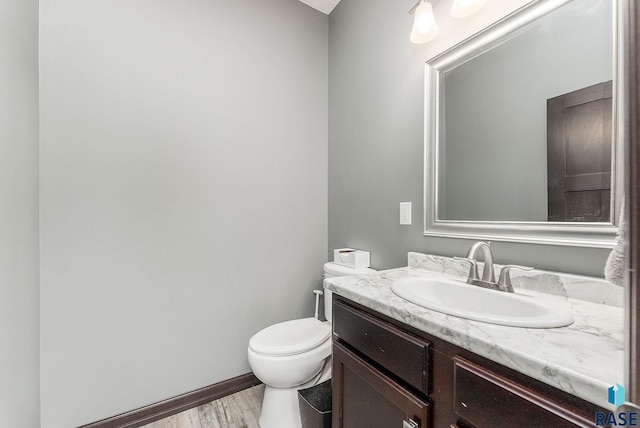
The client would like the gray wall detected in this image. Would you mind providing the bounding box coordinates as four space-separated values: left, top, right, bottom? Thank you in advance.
0 0 40 427
329 0 611 276
39 0 328 426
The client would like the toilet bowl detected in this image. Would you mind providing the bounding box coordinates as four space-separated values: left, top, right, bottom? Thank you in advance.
247 262 376 428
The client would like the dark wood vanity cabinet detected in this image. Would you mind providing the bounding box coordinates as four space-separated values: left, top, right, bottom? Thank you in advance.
332 296 606 428
332 299 431 427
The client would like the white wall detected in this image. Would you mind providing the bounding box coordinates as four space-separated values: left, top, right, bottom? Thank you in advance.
329 0 612 276
0 0 40 426
39 0 328 426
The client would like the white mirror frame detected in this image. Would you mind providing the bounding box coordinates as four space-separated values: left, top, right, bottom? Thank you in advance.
423 0 625 248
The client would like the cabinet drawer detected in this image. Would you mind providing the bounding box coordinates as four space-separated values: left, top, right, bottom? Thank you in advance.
333 299 430 395
453 357 594 428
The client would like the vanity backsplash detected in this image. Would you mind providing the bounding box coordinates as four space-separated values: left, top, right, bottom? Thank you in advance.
407 252 624 308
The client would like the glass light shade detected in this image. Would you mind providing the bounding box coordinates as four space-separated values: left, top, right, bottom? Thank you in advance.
450 0 486 18
410 2 440 44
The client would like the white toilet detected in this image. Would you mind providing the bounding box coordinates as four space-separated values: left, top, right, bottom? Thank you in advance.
248 262 376 428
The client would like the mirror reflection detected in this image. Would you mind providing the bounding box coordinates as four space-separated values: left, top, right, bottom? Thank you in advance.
436 0 613 222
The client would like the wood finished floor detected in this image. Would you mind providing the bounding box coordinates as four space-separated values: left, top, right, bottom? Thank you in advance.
141 384 264 428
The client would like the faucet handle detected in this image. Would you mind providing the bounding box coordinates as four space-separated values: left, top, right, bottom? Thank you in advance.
453 256 480 282
497 265 534 292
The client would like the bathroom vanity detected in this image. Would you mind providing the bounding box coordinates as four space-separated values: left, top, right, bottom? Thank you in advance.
324 0 631 424
325 253 624 428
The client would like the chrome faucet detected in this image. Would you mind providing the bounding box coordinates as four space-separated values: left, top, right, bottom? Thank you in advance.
455 241 533 293
455 241 495 287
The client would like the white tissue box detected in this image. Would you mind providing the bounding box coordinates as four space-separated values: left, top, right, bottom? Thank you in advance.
333 248 370 269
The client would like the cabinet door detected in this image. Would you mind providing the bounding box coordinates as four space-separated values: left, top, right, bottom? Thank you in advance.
332 341 430 428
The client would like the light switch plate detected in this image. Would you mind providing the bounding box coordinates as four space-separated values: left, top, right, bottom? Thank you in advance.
400 202 412 225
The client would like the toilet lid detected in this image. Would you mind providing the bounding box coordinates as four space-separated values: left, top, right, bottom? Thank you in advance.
324 262 376 277
249 317 331 356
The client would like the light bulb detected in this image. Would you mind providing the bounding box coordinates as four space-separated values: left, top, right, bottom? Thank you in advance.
410 1 440 44
451 0 486 18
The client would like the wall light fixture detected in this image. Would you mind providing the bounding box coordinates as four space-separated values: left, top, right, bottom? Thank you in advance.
409 0 487 44
409 0 440 44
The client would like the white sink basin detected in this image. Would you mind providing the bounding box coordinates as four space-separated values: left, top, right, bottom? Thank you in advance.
391 277 574 328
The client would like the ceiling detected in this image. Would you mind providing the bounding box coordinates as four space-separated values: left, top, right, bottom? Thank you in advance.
298 0 342 14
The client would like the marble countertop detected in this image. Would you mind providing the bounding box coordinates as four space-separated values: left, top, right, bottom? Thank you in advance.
324 253 625 410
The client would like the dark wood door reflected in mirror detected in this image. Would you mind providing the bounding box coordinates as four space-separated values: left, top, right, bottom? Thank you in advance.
547 81 613 222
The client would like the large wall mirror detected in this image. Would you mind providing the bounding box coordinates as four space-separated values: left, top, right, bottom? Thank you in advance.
424 0 625 247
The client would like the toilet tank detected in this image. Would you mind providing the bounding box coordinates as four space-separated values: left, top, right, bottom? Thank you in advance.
322 262 376 322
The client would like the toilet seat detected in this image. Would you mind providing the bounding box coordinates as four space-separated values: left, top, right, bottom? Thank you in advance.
249 317 331 357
